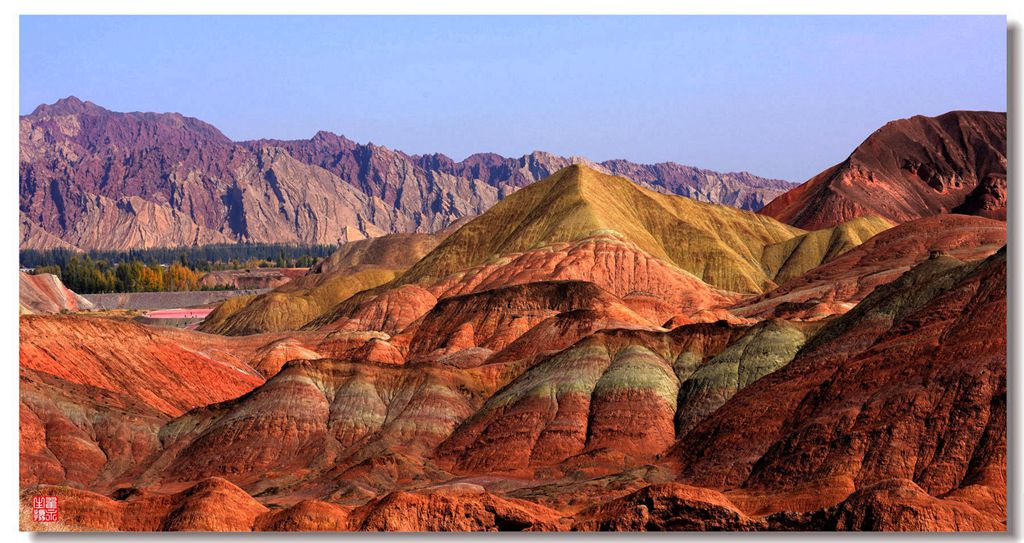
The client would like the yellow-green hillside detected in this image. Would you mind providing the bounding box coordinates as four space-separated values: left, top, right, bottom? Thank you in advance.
200 267 401 335
402 164 806 294
759 215 894 285
312 231 446 275
200 230 452 335
205 165 894 336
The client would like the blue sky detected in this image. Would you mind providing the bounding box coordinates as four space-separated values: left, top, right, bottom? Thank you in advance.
20 16 1005 181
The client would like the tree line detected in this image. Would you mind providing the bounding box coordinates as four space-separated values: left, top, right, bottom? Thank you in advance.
32 257 205 294
21 243 335 271
22 243 335 294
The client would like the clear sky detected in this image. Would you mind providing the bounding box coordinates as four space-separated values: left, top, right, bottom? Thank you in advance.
20 16 1005 181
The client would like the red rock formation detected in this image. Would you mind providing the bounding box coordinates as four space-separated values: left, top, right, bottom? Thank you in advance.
156 326 327 378
246 337 323 376
19 315 279 490
419 236 741 323
311 284 440 335
20 315 264 417
351 486 567 531
19 272 94 314
152 357 486 499
400 281 652 364
20 368 167 489
17 246 1006 531
572 483 760 531
436 323 756 476
760 111 1006 229
21 478 267 532
310 237 738 338
254 500 352 531
829 479 1004 531
469 307 655 393
159 478 270 531
673 248 1006 527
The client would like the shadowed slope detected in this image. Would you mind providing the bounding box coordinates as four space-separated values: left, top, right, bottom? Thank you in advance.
672 248 1006 527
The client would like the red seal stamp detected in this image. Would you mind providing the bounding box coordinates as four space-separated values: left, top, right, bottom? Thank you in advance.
31 496 58 523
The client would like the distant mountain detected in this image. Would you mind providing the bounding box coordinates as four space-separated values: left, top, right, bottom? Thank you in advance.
760 111 1006 229
20 98 409 251
263 135 794 225
20 97 793 251
411 150 793 209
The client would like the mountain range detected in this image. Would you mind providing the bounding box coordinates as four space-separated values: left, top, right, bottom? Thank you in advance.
20 97 794 251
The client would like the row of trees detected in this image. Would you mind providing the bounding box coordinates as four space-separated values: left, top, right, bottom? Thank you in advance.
20 243 336 271
33 257 205 294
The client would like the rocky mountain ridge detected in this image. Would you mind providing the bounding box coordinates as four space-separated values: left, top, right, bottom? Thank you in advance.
21 97 793 251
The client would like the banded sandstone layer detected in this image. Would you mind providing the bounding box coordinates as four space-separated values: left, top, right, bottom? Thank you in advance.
20 247 1006 531
213 166 891 336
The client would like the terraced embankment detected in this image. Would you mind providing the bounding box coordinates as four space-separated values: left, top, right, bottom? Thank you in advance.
84 289 268 311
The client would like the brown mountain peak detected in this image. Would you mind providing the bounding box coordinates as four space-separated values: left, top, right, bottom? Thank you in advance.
29 95 107 117
760 110 1006 229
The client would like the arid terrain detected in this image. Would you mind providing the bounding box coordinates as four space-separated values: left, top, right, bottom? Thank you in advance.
20 98 793 252
18 108 1007 532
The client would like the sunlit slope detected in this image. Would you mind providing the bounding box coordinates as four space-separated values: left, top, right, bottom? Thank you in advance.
200 268 401 335
759 215 893 285
200 231 449 335
401 164 805 294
